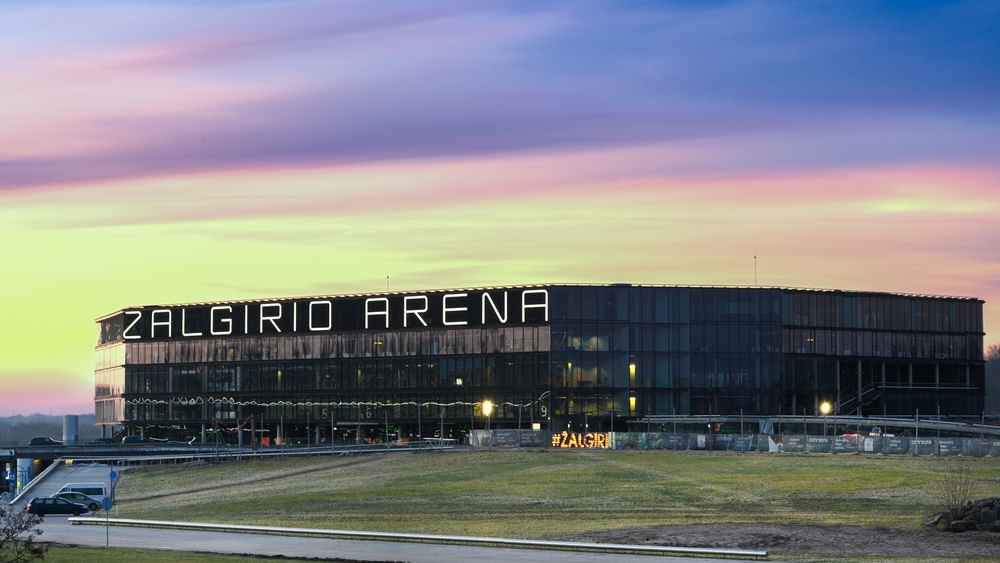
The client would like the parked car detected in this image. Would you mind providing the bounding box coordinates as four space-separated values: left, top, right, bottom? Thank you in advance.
121 435 152 444
57 483 107 504
26 497 89 517
89 437 114 444
28 436 62 446
53 492 101 512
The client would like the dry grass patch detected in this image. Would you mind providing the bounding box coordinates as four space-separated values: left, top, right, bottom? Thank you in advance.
112 450 1000 538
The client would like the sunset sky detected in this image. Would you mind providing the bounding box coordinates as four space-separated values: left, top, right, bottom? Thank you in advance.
2 1 998 415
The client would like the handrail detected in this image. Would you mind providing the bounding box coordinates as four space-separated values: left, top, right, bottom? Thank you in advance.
54 442 454 466
880 382 978 390
633 415 1000 437
839 383 881 410
67 517 769 559
9 459 65 505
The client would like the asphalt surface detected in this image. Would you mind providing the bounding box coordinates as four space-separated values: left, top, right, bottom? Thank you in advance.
37 518 777 563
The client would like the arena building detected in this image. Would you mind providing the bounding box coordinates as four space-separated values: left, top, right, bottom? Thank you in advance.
94 284 986 443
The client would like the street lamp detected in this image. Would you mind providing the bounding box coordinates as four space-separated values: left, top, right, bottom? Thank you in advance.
483 400 493 450
820 401 831 437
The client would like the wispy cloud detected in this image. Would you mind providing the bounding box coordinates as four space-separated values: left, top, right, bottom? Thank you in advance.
2 1 997 190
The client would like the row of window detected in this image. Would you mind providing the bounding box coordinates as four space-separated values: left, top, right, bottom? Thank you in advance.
120 326 551 366
95 367 124 398
122 353 981 398
551 390 804 418
784 329 982 360
783 293 981 332
550 352 833 391
550 286 783 324
95 344 126 371
547 286 982 333
552 324 980 358
95 398 124 424
120 386 987 423
120 349 983 401
551 388 985 418
125 391 550 423
553 323 785 354
124 355 550 395
881 393 983 417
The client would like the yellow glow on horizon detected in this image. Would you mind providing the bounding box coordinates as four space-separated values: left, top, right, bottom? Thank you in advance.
863 197 988 214
2 156 999 414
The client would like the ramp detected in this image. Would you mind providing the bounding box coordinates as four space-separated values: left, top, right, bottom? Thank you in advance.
10 462 116 507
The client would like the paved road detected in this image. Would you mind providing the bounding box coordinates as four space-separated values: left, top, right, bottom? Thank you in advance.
36 518 775 563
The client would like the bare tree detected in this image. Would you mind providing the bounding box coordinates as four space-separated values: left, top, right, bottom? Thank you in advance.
0 505 46 563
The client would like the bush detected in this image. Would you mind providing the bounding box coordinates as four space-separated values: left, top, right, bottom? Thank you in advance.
0 505 46 563
937 458 982 519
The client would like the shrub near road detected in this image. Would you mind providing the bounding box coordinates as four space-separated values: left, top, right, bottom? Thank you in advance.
114 450 1000 538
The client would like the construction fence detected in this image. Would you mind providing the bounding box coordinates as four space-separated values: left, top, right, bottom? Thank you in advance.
477 429 1000 456
609 432 1000 456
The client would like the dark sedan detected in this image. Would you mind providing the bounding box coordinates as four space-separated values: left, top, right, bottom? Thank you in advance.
28 436 62 446
121 435 152 444
26 497 89 517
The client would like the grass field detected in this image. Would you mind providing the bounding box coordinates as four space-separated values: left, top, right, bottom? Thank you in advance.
43 546 305 563
110 449 1000 539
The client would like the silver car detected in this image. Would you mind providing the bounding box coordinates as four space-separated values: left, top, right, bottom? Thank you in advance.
53 492 101 511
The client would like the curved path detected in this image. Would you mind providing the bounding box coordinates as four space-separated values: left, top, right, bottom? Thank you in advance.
37 518 776 563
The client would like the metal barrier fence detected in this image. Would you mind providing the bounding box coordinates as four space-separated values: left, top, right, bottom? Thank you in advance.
471 429 549 447
608 432 1000 456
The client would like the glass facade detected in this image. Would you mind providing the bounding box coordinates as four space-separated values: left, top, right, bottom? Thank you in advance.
95 285 986 442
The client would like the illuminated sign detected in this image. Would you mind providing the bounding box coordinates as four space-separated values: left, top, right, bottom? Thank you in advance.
100 288 549 344
551 432 609 449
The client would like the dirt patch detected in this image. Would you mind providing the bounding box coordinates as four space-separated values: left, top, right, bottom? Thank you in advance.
125 453 399 502
566 524 1000 557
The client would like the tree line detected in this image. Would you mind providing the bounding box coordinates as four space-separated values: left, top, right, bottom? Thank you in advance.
0 414 100 446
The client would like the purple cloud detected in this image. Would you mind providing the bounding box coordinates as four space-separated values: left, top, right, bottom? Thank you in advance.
1 0 997 191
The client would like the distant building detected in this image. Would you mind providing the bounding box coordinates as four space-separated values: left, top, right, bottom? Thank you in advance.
987 349 1000 416
94 284 986 442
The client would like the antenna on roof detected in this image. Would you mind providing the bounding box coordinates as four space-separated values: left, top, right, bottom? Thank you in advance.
386 275 389 292
754 255 758 286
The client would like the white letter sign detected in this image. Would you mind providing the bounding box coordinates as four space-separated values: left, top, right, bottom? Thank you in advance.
309 301 332 331
151 309 172 338
123 311 142 340
181 308 203 337
442 293 468 326
365 298 389 329
522 289 549 322
404 296 429 327
210 306 233 336
482 291 508 324
260 303 282 333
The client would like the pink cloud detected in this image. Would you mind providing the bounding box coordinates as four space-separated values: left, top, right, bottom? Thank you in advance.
0 371 93 416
